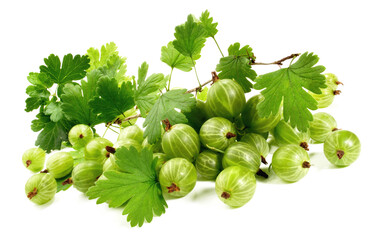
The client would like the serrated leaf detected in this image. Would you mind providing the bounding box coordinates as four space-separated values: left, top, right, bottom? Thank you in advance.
39 54 90 84
143 89 196 143
134 63 167 117
160 42 193 72
89 77 135 123
31 111 51 132
199 10 218 38
25 97 45 112
61 71 102 126
216 43 257 93
173 14 207 60
87 147 167 227
27 72 53 88
87 42 129 84
35 120 73 153
45 101 64 122
254 52 326 132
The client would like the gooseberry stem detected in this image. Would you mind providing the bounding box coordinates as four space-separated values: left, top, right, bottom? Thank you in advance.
191 57 202 90
167 183 180 193
221 191 230 199
102 125 110 138
256 169 269 178
167 67 174 91
213 37 224 58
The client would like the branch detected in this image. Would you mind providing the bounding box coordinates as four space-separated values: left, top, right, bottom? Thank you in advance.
122 113 141 122
251 53 300 66
186 71 218 93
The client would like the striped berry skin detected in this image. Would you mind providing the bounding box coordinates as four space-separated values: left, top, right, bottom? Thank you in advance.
324 73 341 90
272 120 310 150
117 125 144 144
241 95 282 134
309 86 337 109
84 137 114 165
22 147 46 173
206 79 246 120
161 124 200 162
215 166 257 208
241 133 270 163
222 142 261 173
46 152 74 179
310 112 337 143
159 158 197 198
195 150 223 180
199 117 237 152
272 145 311 183
72 161 103 193
25 173 57 205
68 124 94 150
324 130 361 167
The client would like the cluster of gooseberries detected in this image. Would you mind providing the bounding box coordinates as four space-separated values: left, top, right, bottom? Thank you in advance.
23 73 360 209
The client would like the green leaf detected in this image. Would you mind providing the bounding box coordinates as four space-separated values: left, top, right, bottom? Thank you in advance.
27 72 53 88
45 101 64 122
25 97 46 112
87 147 167 227
87 42 129 84
160 42 193 72
134 62 167 117
56 172 72 192
31 111 50 132
39 54 90 84
87 42 118 70
216 43 257 93
143 89 196 143
89 77 135 123
25 73 52 112
35 120 73 153
173 14 207 60
60 70 103 126
199 10 218 38
253 52 326 132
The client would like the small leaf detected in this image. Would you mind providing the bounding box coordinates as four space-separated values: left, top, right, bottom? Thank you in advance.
173 14 207 60
216 43 257 93
160 42 193 72
199 10 218 38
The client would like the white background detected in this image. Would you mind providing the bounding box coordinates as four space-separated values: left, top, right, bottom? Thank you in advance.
1 0 381 239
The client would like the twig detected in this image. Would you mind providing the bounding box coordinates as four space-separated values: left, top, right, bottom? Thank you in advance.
186 79 213 93
122 113 142 122
251 53 300 66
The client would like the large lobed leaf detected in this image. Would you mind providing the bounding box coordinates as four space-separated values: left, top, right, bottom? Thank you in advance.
89 77 135 123
143 89 196 144
87 147 167 227
254 52 326 132
39 54 90 84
